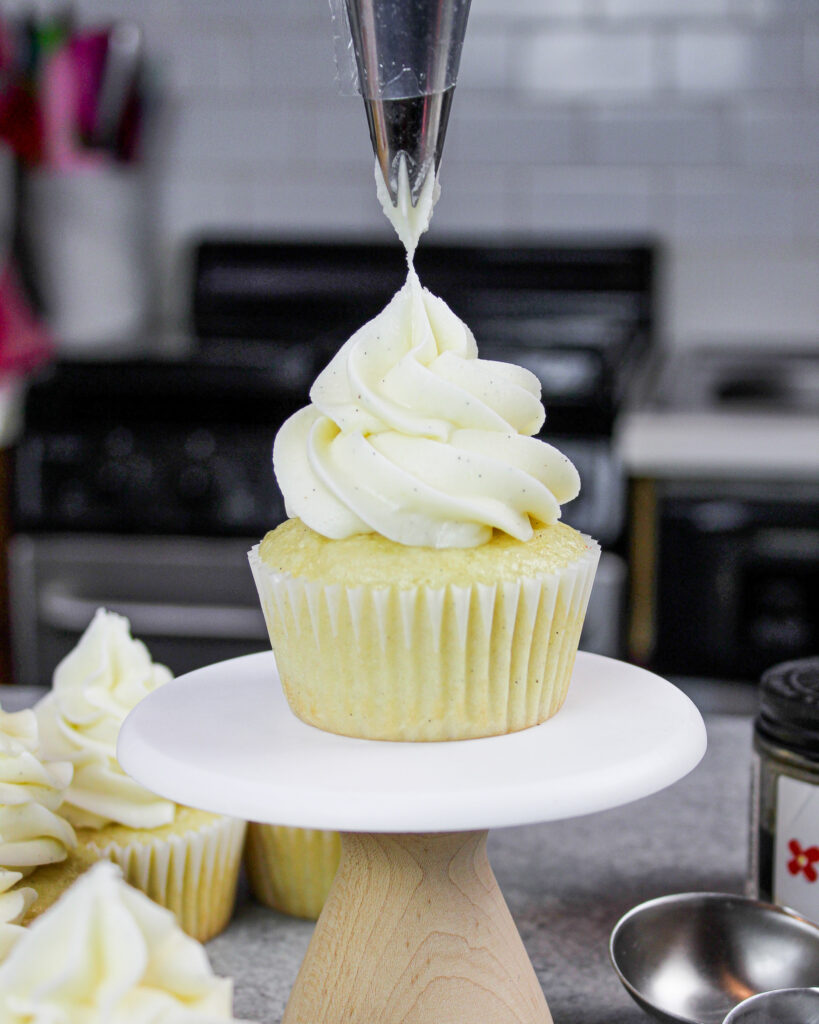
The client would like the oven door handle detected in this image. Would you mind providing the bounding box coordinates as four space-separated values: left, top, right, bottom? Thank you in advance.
38 583 268 641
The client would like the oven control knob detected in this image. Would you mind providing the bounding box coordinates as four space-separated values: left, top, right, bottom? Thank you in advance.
58 482 89 520
96 457 153 499
96 460 129 498
177 463 213 504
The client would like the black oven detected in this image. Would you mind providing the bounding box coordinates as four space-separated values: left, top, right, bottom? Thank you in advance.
632 478 819 681
624 346 819 682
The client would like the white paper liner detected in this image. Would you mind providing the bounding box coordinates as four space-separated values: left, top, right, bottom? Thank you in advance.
83 815 246 942
250 537 600 741
244 824 341 921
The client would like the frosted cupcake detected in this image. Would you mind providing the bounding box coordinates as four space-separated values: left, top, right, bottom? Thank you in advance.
33 609 246 941
249 166 599 742
244 824 340 920
0 861 254 1022
0 702 75 958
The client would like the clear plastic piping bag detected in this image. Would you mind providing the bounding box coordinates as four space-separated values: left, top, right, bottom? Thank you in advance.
328 0 472 203
330 0 471 100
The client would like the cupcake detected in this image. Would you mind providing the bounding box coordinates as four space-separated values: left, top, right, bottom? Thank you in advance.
33 609 246 941
0 860 254 1022
249 168 598 742
244 824 340 920
0 701 75 958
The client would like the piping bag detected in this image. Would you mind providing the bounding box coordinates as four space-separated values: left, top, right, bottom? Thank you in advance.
331 0 472 208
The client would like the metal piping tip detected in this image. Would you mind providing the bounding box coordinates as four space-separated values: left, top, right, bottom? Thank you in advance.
364 86 455 206
343 0 470 207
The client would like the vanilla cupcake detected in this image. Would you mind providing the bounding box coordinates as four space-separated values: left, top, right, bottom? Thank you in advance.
0 702 75 958
244 824 340 920
34 609 245 941
253 519 597 742
0 861 254 1022
250 174 598 742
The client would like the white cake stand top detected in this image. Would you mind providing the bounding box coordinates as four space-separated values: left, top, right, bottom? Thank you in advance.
118 651 706 833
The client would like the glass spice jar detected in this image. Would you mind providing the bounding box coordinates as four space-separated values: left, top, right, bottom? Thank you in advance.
748 657 819 924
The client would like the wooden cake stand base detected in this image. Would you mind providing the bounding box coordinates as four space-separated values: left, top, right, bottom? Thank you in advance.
119 651 706 1024
284 830 550 1024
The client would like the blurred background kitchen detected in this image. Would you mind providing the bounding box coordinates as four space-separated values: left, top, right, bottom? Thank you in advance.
0 0 816 706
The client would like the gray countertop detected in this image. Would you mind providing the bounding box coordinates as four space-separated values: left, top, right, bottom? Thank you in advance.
209 714 752 1024
2 687 752 1023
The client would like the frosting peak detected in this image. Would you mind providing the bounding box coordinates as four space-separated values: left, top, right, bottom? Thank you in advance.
375 156 439 259
274 269 579 548
0 861 243 1022
36 609 176 831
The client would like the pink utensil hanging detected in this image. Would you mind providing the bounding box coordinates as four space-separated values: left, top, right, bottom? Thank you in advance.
0 258 53 376
40 40 105 171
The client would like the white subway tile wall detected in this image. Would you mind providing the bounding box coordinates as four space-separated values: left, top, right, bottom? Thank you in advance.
71 0 818 345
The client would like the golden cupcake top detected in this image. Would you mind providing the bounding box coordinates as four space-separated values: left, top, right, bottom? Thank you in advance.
272 169 580 550
259 517 592 588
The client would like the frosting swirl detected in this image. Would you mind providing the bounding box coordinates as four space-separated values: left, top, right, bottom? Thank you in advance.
36 609 176 831
274 271 580 548
0 861 244 1023
0 704 75 874
275 163 579 549
0 870 33 961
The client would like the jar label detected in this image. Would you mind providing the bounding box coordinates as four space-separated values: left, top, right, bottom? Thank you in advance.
774 774 819 924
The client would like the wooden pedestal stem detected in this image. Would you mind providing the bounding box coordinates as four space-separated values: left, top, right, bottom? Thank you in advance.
282 830 552 1024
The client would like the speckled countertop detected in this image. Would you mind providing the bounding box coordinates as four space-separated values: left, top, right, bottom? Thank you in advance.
3 687 752 1024
208 715 752 1024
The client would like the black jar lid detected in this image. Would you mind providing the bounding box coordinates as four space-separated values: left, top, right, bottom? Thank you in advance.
755 657 819 762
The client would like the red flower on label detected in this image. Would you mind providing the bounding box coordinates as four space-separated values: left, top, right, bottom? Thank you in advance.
787 840 819 882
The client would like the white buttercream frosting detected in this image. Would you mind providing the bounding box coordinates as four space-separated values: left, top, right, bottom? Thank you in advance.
0 704 75 874
0 861 243 1023
274 158 580 549
36 609 176 831
274 269 579 548
375 155 440 259
0 870 33 962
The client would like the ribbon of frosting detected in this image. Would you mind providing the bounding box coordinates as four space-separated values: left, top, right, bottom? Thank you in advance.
0 861 245 1022
273 163 579 549
36 609 176 831
0 704 75 875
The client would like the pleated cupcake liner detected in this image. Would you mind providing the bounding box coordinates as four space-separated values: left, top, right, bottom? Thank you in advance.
244 824 341 921
83 815 246 943
249 537 599 741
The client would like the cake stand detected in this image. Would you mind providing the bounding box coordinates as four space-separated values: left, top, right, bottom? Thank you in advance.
119 651 706 1024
